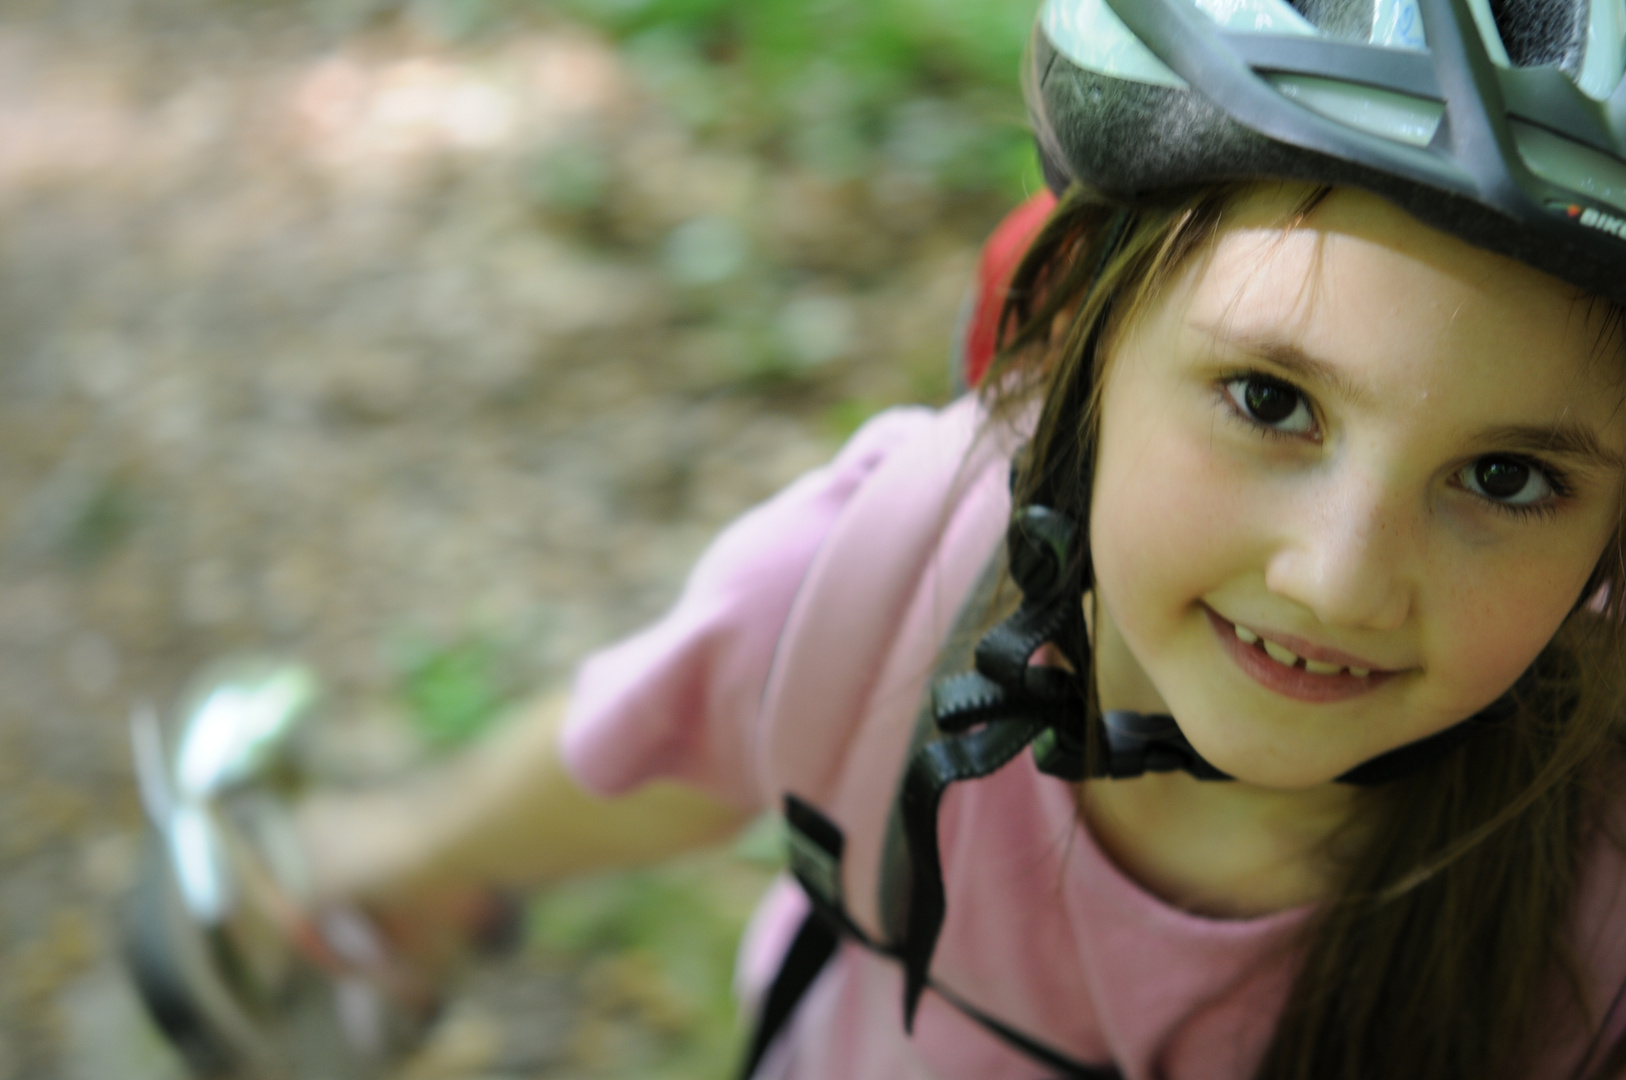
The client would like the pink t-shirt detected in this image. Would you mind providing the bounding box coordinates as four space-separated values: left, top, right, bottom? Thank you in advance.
561 397 1626 1079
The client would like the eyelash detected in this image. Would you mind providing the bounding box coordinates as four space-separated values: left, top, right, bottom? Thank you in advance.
1216 371 1319 443
1491 497 1561 522
1475 466 1572 522
1214 372 1574 521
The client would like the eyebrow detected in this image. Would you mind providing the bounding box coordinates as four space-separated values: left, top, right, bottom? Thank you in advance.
1197 322 1625 472
1198 324 1375 407
1476 423 1625 471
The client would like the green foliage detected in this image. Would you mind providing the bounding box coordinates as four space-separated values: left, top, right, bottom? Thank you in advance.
731 810 787 867
526 139 613 212
536 0 1040 195
587 0 1039 191
531 852 777 1076
60 478 141 568
314 0 1040 193
551 0 1033 92
393 634 513 749
822 396 885 441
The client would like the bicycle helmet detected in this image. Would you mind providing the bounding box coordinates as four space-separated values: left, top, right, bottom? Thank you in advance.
1028 0 1626 304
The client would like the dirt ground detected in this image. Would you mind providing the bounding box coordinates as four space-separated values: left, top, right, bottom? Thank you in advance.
0 1 1015 1077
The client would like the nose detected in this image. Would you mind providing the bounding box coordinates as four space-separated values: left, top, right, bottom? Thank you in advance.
1263 475 1414 632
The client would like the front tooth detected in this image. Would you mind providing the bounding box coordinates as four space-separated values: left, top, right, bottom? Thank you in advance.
1304 659 1341 676
1262 639 1300 667
1234 624 1259 645
1349 667 1371 678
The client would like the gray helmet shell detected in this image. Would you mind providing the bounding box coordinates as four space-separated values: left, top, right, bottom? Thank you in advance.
1030 0 1626 303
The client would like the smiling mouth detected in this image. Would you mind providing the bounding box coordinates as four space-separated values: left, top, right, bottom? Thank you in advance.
1228 622 1375 678
1204 608 1395 703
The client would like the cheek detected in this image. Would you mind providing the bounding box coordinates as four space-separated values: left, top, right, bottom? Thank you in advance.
1425 562 1583 712
1090 406 1259 639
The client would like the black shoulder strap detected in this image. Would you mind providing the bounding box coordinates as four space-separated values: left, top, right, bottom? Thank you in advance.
745 789 1121 1080
744 536 1125 1073
738 558 1014 1080
891 504 1090 1026
739 548 1118 1079
736 909 839 1080
877 556 1011 947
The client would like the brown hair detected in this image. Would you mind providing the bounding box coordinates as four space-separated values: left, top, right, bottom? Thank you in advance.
984 182 1626 1080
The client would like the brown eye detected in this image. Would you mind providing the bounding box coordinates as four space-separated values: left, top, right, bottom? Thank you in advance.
1460 455 1552 507
1224 376 1313 435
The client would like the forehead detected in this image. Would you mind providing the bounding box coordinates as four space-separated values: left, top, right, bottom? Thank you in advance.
1167 187 1625 424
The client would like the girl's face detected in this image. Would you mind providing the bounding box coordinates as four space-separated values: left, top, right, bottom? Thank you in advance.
1089 187 1626 790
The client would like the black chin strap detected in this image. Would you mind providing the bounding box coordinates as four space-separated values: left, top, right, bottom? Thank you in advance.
893 499 1521 1030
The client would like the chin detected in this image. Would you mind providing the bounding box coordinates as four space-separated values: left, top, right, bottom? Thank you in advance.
1167 695 1379 791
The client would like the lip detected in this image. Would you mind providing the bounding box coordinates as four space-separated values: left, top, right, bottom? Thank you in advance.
1204 607 1397 704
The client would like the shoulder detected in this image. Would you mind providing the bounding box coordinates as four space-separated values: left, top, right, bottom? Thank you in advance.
562 396 1014 809
752 397 1018 899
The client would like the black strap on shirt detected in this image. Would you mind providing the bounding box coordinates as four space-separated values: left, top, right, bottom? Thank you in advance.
737 908 839 1080
739 792 1121 1080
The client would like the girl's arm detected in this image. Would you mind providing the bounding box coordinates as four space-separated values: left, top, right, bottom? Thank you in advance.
293 689 753 905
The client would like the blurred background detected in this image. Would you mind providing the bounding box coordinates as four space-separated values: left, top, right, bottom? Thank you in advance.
0 0 1039 1075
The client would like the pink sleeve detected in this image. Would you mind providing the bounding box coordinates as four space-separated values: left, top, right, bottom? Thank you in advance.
559 406 937 811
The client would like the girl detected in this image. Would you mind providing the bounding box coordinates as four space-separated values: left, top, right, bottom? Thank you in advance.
132 0 1626 1074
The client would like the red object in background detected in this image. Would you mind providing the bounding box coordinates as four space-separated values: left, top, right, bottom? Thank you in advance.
963 190 1057 387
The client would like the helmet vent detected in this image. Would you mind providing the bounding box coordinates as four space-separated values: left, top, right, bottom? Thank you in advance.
1489 0 1589 68
1030 0 1626 304
1290 0 1376 41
